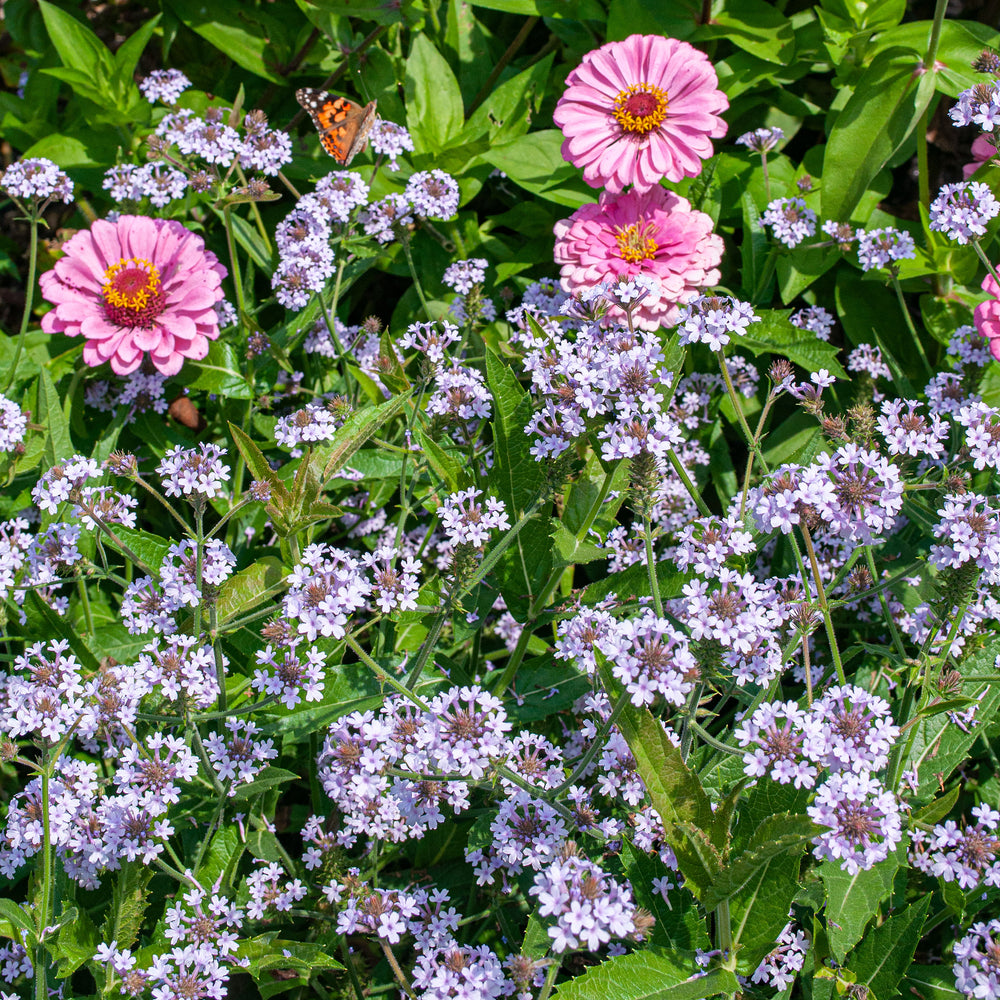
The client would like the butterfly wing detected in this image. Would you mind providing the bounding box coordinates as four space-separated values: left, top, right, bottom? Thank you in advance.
297 89 378 166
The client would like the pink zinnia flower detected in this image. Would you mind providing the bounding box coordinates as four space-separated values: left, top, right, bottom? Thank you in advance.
975 271 1000 362
40 215 227 376
553 186 723 330
553 34 728 193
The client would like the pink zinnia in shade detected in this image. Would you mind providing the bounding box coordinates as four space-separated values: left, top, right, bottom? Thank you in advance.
974 271 1000 362
39 215 227 376
553 33 728 193
963 135 995 179
553 186 723 330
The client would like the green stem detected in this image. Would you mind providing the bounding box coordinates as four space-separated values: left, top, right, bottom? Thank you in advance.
973 239 1000 289
4 209 39 395
863 546 907 659
760 151 771 203
405 575 461 689
643 514 663 617
799 525 847 686
401 233 433 320
491 624 533 695
888 270 932 377
666 447 712 517
551 696 630 794
467 16 540 115
922 0 948 69
223 205 247 319
917 106 930 210
35 751 53 1000
345 634 432 711
537 957 563 1000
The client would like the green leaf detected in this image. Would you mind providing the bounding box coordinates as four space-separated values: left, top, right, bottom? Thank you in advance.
230 766 299 801
102 862 153 954
405 33 465 153
822 47 936 223
321 389 413 481
482 131 594 208
553 948 738 1000
0 898 37 944
229 423 292 506
729 845 807 973
730 309 847 377
911 785 961 827
850 896 931 998
113 14 161 80
216 558 284 624
238 935 342 999
38 1 113 81
51 906 98 976
462 54 553 146
740 191 769 302
901 965 964 1000
485 350 551 618
698 0 795 64
415 427 464 493
622 842 710 953
702 813 817 909
609 687 714 834
906 638 1000 796
162 0 286 81
106 525 172 575
185 342 254 399
37 367 73 466
821 837 908 961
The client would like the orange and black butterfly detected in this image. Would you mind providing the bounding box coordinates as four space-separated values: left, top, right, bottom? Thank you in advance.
296 89 378 166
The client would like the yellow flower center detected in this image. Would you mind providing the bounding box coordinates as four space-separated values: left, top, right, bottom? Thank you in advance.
102 257 166 328
612 84 669 135
615 222 658 263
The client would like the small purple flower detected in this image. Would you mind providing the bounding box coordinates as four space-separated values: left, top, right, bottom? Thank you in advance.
953 919 1000 999
203 718 278 792
749 922 810 989
0 396 27 452
439 488 510 547
303 171 370 224
930 181 1000 244
847 343 891 382
405 169 460 219
734 701 816 788
790 304 835 341
911 804 1000 890
807 771 903 874
157 443 231 500
676 295 759 351
443 258 488 293
368 119 414 170
529 848 645 953
361 193 414 244
1 157 73 204
856 227 915 271
238 120 293 176
735 127 784 152
762 196 817 248
802 684 899 774
876 397 949 460
274 402 342 450
139 69 192 105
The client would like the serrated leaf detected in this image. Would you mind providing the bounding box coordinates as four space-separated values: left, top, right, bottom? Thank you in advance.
822 838 908 961
415 427 464 493
216 558 284 624
902 965 964 1000
851 896 931 999
911 785 961 828
553 948 738 1000
322 390 413 481
37 367 73 466
51 906 98 976
102 862 153 951
702 813 817 909
106 524 171 576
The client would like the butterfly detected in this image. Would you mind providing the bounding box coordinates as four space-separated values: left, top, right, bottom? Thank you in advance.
296 89 378 166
